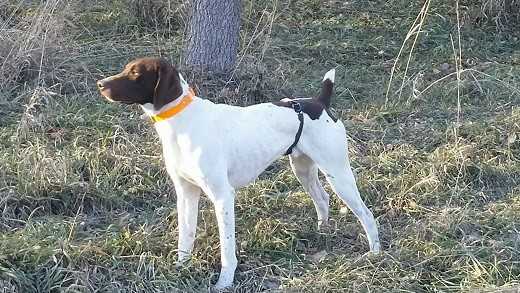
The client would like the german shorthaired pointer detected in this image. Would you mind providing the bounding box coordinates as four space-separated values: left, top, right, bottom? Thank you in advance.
97 58 380 290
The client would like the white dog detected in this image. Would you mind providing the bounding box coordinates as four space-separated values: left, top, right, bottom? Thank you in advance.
97 58 380 290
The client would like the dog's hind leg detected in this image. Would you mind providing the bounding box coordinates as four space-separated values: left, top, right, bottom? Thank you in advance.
302 135 381 252
322 163 380 252
289 153 330 230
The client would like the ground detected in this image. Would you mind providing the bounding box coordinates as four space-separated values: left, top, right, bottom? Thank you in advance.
1 0 519 292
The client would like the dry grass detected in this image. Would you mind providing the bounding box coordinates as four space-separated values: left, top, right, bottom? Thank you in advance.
1 0 520 292
0 0 75 99
479 0 520 28
129 0 187 34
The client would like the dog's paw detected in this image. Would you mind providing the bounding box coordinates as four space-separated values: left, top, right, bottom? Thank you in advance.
318 218 338 234
370 241 382 254
211 282 233 293
212 273 234 292
175 257 191 269
317 220 331 232
368 249 382 256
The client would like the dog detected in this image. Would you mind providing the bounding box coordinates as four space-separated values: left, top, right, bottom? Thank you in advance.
97 58 380 290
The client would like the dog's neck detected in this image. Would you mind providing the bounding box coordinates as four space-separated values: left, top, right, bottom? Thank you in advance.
140 73 192 117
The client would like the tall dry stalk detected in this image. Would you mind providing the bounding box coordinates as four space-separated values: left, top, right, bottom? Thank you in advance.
0 0 70 97
384 0 431 108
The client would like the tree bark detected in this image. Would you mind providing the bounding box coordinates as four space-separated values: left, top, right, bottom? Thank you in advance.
184 0 241 74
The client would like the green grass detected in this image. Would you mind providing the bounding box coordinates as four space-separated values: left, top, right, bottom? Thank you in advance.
1 0 520 292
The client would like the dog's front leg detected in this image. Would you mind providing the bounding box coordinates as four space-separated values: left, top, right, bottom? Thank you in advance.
204 184 237 290
172 175 201 264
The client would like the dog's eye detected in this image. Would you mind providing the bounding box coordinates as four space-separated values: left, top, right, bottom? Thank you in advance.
130 70 141 81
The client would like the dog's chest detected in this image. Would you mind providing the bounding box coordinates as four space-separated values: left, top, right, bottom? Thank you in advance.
159 132 262 188
158 131 201 176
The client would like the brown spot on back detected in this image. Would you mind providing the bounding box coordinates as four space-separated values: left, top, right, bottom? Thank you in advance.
273 98 337 121
274 70 337 121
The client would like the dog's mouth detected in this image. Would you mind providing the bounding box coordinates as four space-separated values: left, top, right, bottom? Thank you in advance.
101 91 142 105
99 89 133 104
101 94 115 103
99 89 117 103
102 95 135 105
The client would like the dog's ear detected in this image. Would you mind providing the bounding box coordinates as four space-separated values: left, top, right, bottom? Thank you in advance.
153 59 183 110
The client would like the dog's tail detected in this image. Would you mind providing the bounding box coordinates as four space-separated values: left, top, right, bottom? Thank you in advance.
316 69 335 108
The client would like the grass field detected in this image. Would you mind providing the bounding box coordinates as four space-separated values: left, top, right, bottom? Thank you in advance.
1 0 520 292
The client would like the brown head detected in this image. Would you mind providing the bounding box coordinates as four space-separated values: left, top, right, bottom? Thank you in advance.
97 58 183 110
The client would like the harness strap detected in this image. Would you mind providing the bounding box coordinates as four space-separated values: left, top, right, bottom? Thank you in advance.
285 101 305 155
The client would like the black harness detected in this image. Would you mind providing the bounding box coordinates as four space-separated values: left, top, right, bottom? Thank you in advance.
284 100 305 155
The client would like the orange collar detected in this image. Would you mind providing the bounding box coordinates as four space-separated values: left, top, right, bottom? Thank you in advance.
151 88 195 123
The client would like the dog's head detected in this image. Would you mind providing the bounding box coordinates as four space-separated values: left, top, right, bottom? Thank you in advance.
97 58 183 110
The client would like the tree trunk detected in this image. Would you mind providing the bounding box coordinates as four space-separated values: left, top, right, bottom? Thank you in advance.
184 0 241 74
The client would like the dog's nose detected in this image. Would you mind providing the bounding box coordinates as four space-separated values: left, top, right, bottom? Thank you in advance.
97 80 105 89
